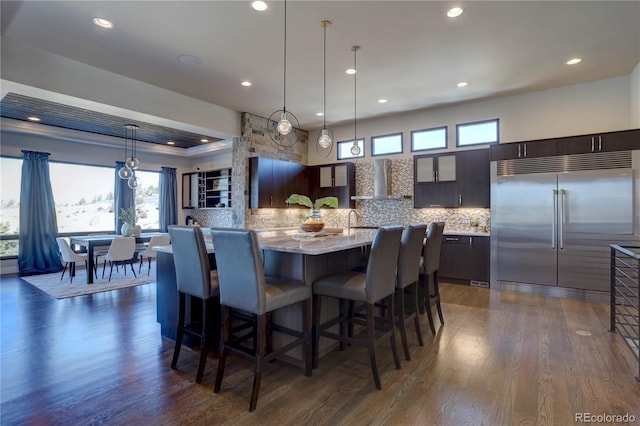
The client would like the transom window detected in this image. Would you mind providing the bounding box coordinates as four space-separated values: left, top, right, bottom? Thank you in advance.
456 119 499 147
411 126 447 152
337 138 365 160
371 132 403 156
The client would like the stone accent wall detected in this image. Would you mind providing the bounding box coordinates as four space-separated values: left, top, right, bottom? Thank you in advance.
190 208 234 228
241 112 309 229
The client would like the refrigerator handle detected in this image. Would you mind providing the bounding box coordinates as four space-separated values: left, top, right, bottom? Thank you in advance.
559 189 565 249
552 189 557 249
518 144 522 158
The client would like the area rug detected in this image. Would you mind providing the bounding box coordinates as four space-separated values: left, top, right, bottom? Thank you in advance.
21 262 156 299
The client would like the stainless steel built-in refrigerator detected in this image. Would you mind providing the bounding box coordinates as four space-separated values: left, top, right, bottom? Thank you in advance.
493 153 633 292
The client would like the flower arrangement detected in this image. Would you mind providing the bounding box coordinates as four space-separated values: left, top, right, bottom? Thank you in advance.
119 207 137 226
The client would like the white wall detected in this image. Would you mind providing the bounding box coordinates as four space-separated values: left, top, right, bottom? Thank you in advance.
308 74 633 165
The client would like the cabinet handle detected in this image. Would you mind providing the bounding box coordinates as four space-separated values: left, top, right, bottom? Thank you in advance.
523 143 527 157
445 237 459 242
469 237 473 250
435 170 439 182
598 135 602 152
459 194 462 206
591 136 595 152
518 144 522 158
270 195 273 207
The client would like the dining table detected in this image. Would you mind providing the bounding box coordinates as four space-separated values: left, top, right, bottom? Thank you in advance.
69 232 168 284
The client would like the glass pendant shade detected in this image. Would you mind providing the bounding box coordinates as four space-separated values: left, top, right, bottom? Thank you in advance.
118 166 133 180
277 112 293 135
125 156 140 170
318 129 332 148
127 174 139 189
350 142 361 156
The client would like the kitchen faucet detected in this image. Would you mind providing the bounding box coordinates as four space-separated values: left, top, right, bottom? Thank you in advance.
347 209 362 235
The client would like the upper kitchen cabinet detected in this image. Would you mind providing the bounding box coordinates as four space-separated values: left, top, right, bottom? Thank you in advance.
413 153 458 208
309 162 356 209
555 129 640 155
490 138 556 161
181 169 231 209
249 157 308 208
456 149 490 208
181 172 199 209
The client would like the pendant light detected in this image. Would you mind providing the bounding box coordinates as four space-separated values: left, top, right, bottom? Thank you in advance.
124 124 140 171
118 124 141 189
317 20 333 153
268 0 299 147
118 124 135 180
350 46 361 157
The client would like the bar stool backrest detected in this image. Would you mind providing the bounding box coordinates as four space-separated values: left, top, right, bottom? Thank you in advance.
168 226 213 299
397 224 428 289
424 222 445 275
210 228 266 315
365 226 403 304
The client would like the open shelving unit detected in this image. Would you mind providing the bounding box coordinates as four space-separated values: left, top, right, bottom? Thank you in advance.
199 169 231 208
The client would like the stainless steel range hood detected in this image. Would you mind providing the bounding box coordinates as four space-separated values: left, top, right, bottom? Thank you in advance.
351 159 412 200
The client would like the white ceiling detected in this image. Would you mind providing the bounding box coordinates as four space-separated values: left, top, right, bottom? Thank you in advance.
1 0 639 134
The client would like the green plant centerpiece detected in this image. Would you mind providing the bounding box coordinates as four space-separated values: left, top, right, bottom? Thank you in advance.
286 194 338 232
470 220 480 228
119 207 138 237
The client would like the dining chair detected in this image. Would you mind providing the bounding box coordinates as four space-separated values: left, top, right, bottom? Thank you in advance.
168 225 219 384
137 234 170 275
56 237 88 284
209 228 312 412
312 225 403 390
395 224 428 361
89 233 111 279
100 236 137 281
419 221 445 334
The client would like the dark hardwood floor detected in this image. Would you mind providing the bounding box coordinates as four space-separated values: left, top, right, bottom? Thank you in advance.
1 275 638 425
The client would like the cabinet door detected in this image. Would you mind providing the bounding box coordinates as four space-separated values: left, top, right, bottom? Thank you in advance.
491 139 556 160
437 155 456 182
599 129 640 152
457 149 490 208
319 166 333 187
334 165 348 187
468 236 490 282
439 235 469 280
250 157 274 208
181 172 199 209
415 157 434 183
556 134 596 155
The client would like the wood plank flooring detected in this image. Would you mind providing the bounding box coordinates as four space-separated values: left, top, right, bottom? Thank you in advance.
1 276 638 425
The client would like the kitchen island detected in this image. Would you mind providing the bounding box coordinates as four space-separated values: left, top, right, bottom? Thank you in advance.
155 228 377 355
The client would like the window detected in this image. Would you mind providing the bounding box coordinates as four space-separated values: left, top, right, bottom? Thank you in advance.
0 157 22 258
456 119 499 147
371 132 403 156
0 158 161 258
337 138 365 160
411 126 447 152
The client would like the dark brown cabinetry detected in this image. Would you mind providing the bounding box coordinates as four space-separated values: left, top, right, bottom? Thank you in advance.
249 157 308 208
414 153 457 208
490 138 556 161
181 169 231 209
414 149 490 208
555 129 640 155
309 162 356 209
439 234 489 285
456 149 490 208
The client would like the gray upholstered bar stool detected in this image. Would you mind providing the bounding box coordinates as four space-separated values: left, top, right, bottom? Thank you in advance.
395 224 428 361
419 221 445 334
167 225 219 384
209 228 312 412
312 226 403 390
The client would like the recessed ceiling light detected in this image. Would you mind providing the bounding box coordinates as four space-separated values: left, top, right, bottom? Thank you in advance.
345 68 357 75
200 138 209 143
167 141 175 145
251 1 268 12
446 7 464 18
316 112 324 116
457 81 468 87
178 55 202 65
241 81 252 87
378 99 388 104
566 57 582 65
27 116 41 122
92 17 113 29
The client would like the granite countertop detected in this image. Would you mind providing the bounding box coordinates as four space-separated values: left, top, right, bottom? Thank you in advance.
444 230 491 236
258 229 377 255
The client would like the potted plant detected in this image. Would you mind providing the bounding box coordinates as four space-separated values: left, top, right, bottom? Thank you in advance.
469 220 480 233
119 207 141 237
285 194 338 232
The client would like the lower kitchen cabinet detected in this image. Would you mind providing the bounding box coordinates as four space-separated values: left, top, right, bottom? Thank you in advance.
439 234 489 286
